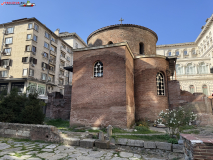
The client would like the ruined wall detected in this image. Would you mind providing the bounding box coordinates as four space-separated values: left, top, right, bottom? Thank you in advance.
46 85 72 120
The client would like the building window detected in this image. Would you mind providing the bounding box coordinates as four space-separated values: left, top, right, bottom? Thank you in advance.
59 79 64 85
60 89 63 94
7 27 14 34
75 43 78 49
51 37 55 42
23 69 28 76
185 63 195 75
1 71 8 77
22 57 28 63
27 34 31 40
28 23 33 29
38 84 45 95
67 48 71 53
1 59 10 66
139 42 144 55
175 50 179 56
29 69 34 76
192 49 196 55
49 65 54 72
176 64 183 75
26 45 31 51
202 84 208 95
41 73 47 80
50 45 56 52
11 82 24 93
33 35 37 42
184 50 188 55
28 82 36 94
5 37 12 44
32 46 36 53
168 51 171 56
45 32 50 39
0 83 8 94
29 57 37 64
44 42 49 49
189 85 194 94
48 75 54 82
41 62 49 69
156 72 165 96
94 61 103 77
43 52 48 58
34 24 39 31
3 48 11 55
198 62 208 74
61 52 65 58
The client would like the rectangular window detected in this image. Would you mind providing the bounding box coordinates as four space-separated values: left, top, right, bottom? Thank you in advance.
3 48 11 55
45 32 50 39
51 37 55 42
50 45 56 52
32 46 36 52
7 27 14 34
62 44 66 49
2 59 10 66
33 35 37 42
28 23 33 29
28 82 36 94
26 45 31 51
41 73 47 80
27 34 31 40
29 69 34 76
48 75 54 82
22 57 28 63
67 56 70 61
1 71 8 77
44 42 49 49
11 82 24 93
43 52 48 58
67 48 71 53
59 79 64 85
23 69 28 76
29 57 37 64
37 84 45 95
60 70 64 76
0 83 8 94
5 37 12 44
49 65 54 71
34 24 38 31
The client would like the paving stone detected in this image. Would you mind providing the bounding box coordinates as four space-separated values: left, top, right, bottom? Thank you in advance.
77 156 96 160
64 137 80 146
41 148 54 152
49 153 68 160
156 142 172 151
37 152 55 159
28 158 42 160
144 142 156 149
0 143 11 150
119 152 133 158
45 144 58 149
133 154 141 158
68 153 82 158
26 151 39 155
88 151 106 158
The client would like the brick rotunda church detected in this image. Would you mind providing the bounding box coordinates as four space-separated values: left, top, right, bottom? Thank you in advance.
70 24 177 128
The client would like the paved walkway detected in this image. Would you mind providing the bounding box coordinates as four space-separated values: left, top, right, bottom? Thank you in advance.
0 138 150 160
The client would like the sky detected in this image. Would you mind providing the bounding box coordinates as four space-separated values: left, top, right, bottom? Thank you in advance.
0 0 213 45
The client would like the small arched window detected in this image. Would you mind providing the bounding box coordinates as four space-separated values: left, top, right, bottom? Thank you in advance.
139 42 144 55
94 61 103 77
184 50 188 55
189 85 194 94
156 72 165 95
202 84 208 95
108 41 113 44
175 50 179 56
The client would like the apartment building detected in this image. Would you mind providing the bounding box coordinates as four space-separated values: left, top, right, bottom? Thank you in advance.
0 18 73 101
157 14 213 96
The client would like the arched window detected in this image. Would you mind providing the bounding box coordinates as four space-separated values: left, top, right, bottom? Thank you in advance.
108 41 113 44
189 85 194 94
202 85 208 95
94 61 103 77
139 43 144 55
198 62 208 74
176 64 183 75
192 49 196 55
156 72 165 95
168 51 171 56
175 50 179 56
184 50 188 55
185 63 195 75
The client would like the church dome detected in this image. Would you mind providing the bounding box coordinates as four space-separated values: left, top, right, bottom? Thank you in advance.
87 24 158 56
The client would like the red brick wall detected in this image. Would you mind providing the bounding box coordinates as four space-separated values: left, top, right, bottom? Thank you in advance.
70 46 134 128
134 57 170 122
87 26 157 56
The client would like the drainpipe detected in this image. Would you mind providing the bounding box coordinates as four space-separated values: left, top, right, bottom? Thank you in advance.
0 25 5 60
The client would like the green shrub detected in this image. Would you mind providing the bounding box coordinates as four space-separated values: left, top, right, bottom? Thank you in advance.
168 138 178 144
134 126 150 132
0 88 45 124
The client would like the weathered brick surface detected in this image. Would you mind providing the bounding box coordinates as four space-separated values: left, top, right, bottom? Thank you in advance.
134 57 170 121
46 85 72 120
87 25 157 56
70 46 135 128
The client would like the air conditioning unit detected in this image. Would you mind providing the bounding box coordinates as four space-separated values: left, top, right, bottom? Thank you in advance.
32 64 35 67
6 53 11 56
32 52 36 55
3 65 7 69
3 30 8 35
9 75 12 78
42 68 45 71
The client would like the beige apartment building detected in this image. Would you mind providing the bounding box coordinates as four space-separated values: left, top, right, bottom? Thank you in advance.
0 18 86 101
157 14 213 96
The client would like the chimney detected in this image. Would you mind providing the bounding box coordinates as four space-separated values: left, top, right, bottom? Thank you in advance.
54 28 60 36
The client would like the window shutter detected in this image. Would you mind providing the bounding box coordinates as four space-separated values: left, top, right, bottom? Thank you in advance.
46 64 49 69
0 71 2 78
41 62 44 68
9 59 12 66
34 58 37 64
0 60 2 66
22 57 24 62
29 57 33 63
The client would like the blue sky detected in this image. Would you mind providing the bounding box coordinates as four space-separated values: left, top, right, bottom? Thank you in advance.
0 0 212 45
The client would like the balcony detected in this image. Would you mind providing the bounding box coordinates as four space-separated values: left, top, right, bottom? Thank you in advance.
50 50 57 56
60 65 65 70
60 46 67 53
49 70 55 75
60 55 66 61
49 59 56 65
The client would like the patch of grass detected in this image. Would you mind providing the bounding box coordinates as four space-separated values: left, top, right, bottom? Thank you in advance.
182 130 200 134
180 125 196 131
114 134 178 143
44 119 69 130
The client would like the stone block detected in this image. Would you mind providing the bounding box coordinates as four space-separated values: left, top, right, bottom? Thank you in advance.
156 142 172 151
173 144 183 153
116 138 128 145
127 139 144 147
63 138 80 146
80 139 95 148
144 141 156 149
95 140 110 149
5 129 16 135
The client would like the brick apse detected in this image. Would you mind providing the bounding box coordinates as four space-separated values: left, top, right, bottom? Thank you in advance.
70 24 176 128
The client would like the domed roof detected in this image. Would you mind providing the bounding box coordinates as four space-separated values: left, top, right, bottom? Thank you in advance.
87 24 158 44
